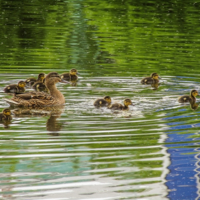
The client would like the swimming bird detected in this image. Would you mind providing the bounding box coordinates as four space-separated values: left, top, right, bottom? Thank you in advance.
0 108 12 121
141 73 160 84
178 89 198 103
94 96 112 107
25 73 46 87
61 69 79 81
108 98 134 110
4 81 26 93
5 72 68 107
32 78 47 92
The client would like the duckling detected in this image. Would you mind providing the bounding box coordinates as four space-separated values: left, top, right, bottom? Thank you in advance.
0 108 12 121
61 69 79 81
141 73 160 84
32 78 47 92
94 96 112 107
178 89 198 103
4 81 26 93
5 72 69 107
108 98 134 110
25 73 45 87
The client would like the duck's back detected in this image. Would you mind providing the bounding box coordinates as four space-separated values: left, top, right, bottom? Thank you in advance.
141 77 154 84
108 103 123 110
178 95 192 103
94 98 108 107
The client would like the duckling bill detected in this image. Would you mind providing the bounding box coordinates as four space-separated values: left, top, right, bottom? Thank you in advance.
108 98 134 110
178 89 198 103
141 73 160 84
94 96 112 107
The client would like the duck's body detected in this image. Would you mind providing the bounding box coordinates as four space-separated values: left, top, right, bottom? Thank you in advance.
5 72 67 107
32 78 47 92
94 96 111 107
61 69 79 81
108 99 133 110
0 109 12 121
4 81 26 93
178 90 198 103
141 73 160 84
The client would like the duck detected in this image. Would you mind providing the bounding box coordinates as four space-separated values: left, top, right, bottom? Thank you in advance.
141 73 160 84
4 81 26 93
178 89 198 103
108 98 134 110
60 69 79 81
94 96 112 107
32 78 47 92
0 108 12 121
5 72 68 107
25 73 46 87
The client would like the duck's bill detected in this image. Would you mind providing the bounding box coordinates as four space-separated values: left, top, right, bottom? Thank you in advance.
77 72 80 75
158 76 161 79
60 79 70 84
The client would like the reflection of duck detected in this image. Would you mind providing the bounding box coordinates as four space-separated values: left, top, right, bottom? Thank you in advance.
5 72 68 107
108 98 134 110
141 73 160 84
190 101 199 110
94 96 112 107
25 73 45 87
178 89 198 103
46 114 63 132
61 69 79 81
0 109 12 121
4 81 26 93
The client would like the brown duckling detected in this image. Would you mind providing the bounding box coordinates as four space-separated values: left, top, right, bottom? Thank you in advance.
108 98 134 110
25 73 45 87
5 72 69 107
0 108 12 121
94 96 112 107
32 78 47 92
178 89 198 103
61 69 79 81
4 81 26 93
141 73 160 84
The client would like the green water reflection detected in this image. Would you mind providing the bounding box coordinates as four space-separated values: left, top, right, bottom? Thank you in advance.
1 0 200 199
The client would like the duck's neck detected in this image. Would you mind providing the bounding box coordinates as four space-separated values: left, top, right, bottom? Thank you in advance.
47 83 65 104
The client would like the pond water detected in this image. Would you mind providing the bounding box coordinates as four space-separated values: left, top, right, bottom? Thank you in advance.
1 0 200 199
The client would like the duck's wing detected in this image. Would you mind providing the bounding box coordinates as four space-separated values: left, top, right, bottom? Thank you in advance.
15 91 52 100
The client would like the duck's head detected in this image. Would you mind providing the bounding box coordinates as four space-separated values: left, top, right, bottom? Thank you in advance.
124 99 134 106
45 72 68 86
151 73 160 80
191 89 198 97
104 96 111 104
38 73 46 81
18 81 26 88
3 108 12 116
70 68 79 75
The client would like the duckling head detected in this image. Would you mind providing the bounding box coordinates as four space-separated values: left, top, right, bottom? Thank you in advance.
124 99 134 106
38 73 46 81
191 89 198 97
151 73 160 80
18 81 26 88
3 108 12 116
104 96 111 104
70 68 79 75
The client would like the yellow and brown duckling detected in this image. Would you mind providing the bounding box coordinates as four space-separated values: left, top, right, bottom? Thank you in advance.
108 98 134 110
61 68 79 81
4 81 26 93
32 78 47 92
25 73 46 87
0 108 12 121
94 96 112 107
5 72 69 107
141 73 160 84
178 89 198 103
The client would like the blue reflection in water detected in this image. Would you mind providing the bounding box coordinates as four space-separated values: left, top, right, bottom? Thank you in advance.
165 130 199 200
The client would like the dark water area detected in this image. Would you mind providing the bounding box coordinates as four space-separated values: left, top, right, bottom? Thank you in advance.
0 0 200 199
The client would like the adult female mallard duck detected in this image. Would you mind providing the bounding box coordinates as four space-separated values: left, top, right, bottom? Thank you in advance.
61 69 79 81
5 72 68 107
4 81 26 93
0 108 12 121
25 73 46 87
108 98 134 110
141 73 160 84
94 96 112 107
178 89 198 103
